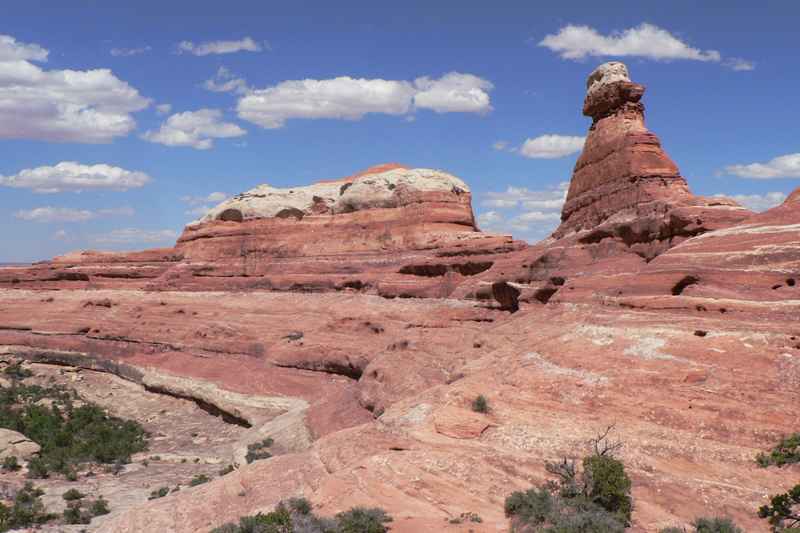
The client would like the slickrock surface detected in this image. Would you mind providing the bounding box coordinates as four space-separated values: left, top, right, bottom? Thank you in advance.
0 62 798 532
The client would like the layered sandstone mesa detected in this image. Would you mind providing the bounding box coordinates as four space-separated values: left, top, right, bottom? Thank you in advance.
555 62 748 256
0 164 521 299
171 165 520 297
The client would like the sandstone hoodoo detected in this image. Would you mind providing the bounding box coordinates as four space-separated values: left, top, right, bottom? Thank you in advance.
0 61 797 533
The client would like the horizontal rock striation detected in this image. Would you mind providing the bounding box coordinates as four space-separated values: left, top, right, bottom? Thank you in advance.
0 165 523 299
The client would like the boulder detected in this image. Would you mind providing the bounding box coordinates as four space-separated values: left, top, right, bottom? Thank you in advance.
0 428 40 460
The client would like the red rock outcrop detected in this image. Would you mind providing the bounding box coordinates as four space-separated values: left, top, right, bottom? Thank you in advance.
0 63 798 533
0 165 522 298
455 62 754 308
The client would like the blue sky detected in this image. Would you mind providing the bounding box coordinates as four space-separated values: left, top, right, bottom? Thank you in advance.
1 0 799 262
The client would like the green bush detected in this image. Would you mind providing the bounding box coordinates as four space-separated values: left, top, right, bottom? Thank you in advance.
62 488 85 501
471 395 489 413
336 507 392 533
149 487 170 500
245 437 274 464
693 517 743 533
758 483 800 532
504 425 630 532
90 497 110 517
3 363 33 380
189 474 211 487
583 454 632 524
211 501 390 533
63 502 91 525
1 456 19 472
0 378 148 478
756 433 800 468
0 482 57 532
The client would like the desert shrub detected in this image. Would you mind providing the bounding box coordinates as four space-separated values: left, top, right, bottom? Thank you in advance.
287 497 312 515
658 528 684 533
211 501 391 533
0 482 57 532
26 456 49 479
504 425 630 532
63 502 91 525
189 474 211 487
1 456 19 472
3 363 32 380
582 454 632 524
245 437 274 464
471 394 489 413
62 488 85 501
758 483 800 532
336 507 393 533
149 487 169 500
89 497 110 516
219 464 235 476
0 378 147 478
692 517 743 533
449 511 482 524
756 433 800 468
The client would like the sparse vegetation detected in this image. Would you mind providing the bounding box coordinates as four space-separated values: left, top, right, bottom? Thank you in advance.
758 483 800 532
245 437 274 464
90 497 110 516
0 371 148 479
149 487 170 500
211 498 392 533
504 425 631 532
692 517 744 533
219 464 235 476
62 488 85 501
3 363 33 380
189 474 211 487
0 482 57 532
449 511 482 524
756 433 800 468
1 456 19 472
471 394 489 413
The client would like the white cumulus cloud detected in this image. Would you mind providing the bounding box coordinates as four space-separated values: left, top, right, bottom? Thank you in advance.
238 77 415 129
155 103 172 115
110 46 151 57
0 34 150 142
177 37 264 56
723 153 800 179
713 192 787 212
203 66 250 95
724 57 755 71
142 108 246 150
413 72 493 114
237 72 493 128
14 205 134 223
91 228 179 245
540 23 721 62
478 182 569 241
0 162 151 193
519 135 585 159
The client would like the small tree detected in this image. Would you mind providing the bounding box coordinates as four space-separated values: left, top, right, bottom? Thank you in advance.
471 395 489 414
758 483 800 532
505 424 631 532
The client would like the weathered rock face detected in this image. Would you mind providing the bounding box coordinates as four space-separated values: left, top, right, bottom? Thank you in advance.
0 63 798 533
0 165 522 298
558 61 748 245
455 62 755 309
0 428 41 460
